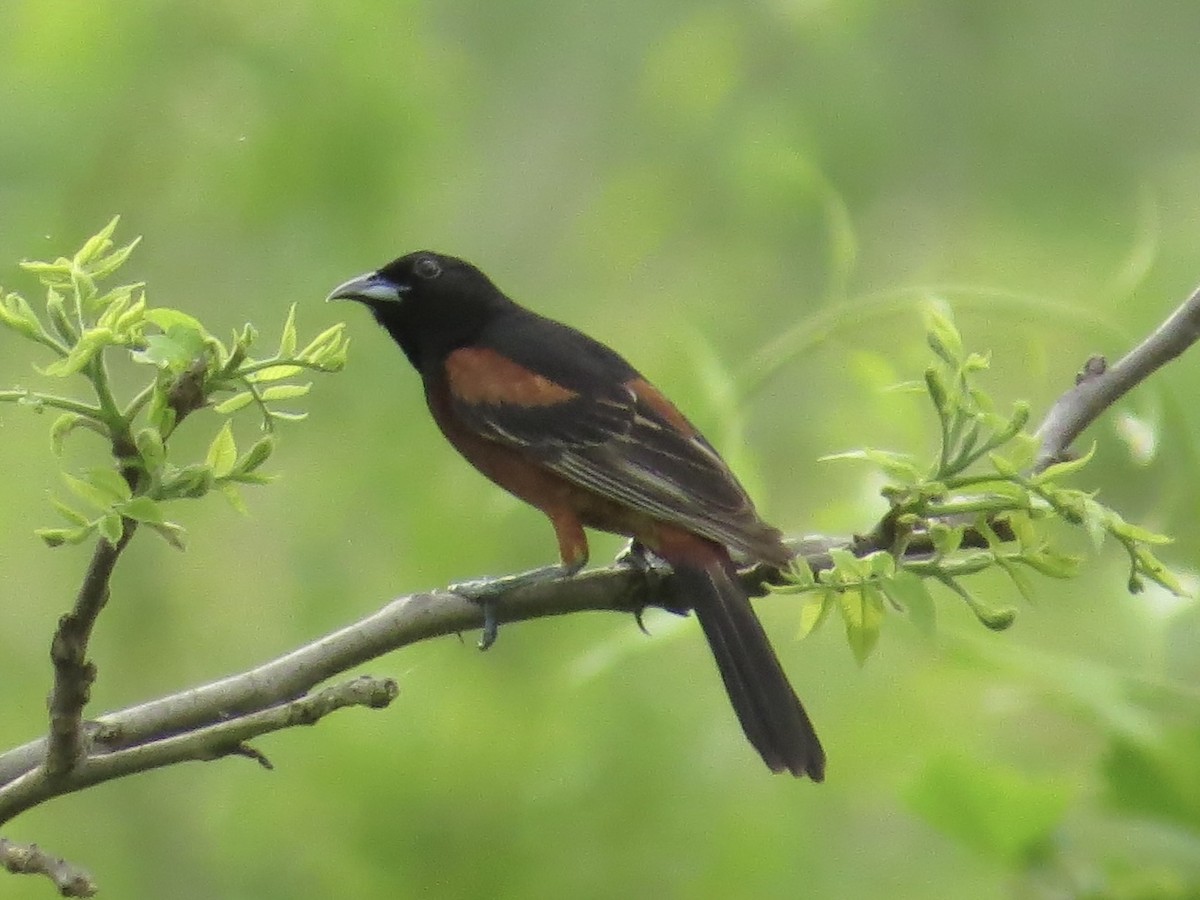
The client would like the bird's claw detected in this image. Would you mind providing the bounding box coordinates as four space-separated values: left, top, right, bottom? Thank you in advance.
616 540 666 633
615 539 652 572
633 606 651 636
451 563 579 651
478 600 499 650
449 577 505 651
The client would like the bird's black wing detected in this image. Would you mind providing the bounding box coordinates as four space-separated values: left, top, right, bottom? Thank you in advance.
443 310 788 563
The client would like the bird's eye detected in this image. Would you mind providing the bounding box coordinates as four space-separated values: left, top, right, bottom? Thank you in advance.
414 257 442 280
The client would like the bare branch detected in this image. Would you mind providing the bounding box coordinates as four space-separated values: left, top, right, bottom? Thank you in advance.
1034 283 1200 469
0 539 843 805
0 676 397 826
0 837 96 897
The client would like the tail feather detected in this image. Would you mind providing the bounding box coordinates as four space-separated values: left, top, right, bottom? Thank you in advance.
675 560 825 780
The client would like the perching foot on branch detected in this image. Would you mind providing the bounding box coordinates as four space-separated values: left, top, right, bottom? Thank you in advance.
451 561 586 649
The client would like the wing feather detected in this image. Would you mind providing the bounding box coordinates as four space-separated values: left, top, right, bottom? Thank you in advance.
453 392 782 562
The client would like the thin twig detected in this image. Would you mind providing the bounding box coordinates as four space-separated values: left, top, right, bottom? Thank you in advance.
0 677 397 826
44 525 137 777
0 837 96 897
1034 283 1200 469
43 356 212 779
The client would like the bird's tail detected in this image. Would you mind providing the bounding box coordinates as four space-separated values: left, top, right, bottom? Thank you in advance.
674 559 825 780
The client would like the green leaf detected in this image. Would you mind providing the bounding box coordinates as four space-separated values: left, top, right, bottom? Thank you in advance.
147 520 188 551
89 237 142 280
235 435 276 474
213 391 255 414
299 322 347 360
821 447 921 484
160 463 214 499
146 384 176 435
205 421 238 477
994 401 1030 445
268 409 309 422
995 556 1036 603
923 305 964 366
219 482 249 515
130 328 205 372
119 496 166 524
879 569 936 636
928 523 964 556
827 547 867 581
236 322 258 352
98 512 124 544
143 307 208 336
51 499 92 526
19 257 73 286
278 304 298 356
988 453 1019 478
316 335 350 372
1004 432 1040 471
1106 509 1173 546
837 585 884 665
71 266 97 307
135 427 166 471
45 289 76 344
62 472 116 510
0 292 44 340
41 327 116 377
1079 495 1109 549
113 294 147 335
73 216 120 267
247 364 303 382
923 366 950 415
1001 511 1038 549
1019 548 1081 580
36 525 95 547
1033 443 1096 483
86 467 133 503
785 556 816 587
1135 547 1187 596
228 471 277 486
260 383 312 402
962 351 991 374
866 551 896 578
796 592 833 638
49 414 90 456
95 289 131 328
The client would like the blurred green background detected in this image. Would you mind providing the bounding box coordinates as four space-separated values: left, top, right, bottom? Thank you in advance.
4 1 1200 897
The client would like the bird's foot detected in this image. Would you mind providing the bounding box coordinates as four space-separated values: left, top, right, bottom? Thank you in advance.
613 540 674 632
451 562 583 650
614 538 653 573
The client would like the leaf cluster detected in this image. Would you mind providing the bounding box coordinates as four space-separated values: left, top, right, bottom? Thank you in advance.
0 218 348 549
782 305 1184 663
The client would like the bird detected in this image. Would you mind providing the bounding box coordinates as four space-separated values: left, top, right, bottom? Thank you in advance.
327 251 825 780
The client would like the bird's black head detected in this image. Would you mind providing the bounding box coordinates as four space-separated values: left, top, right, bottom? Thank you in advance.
327 251 512 371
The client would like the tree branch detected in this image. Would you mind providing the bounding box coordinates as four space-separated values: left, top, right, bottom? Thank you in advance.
0 676 397 826
45 526 136 777
44 357 210 778
0 837 96 897
1033 282 1200 469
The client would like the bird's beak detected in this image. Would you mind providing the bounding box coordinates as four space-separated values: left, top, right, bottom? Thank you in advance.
325 271 408 304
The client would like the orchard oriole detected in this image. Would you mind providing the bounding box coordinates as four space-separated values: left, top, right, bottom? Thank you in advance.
328 252 825 780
